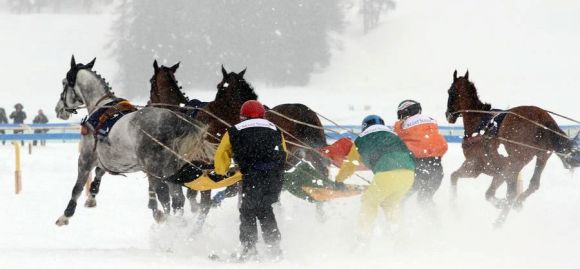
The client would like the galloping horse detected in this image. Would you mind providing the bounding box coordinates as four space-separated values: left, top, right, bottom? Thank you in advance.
54 56 213 226
446 70 578 225
149 64 330 218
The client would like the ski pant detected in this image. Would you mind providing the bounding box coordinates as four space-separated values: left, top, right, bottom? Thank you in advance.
411 157 444 204
358 169 414 240
239 205 281 250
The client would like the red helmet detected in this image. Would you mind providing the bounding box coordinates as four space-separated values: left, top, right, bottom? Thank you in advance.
240 100 265 119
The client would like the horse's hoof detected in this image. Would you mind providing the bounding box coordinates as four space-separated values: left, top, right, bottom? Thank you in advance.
190 201 200 213
153 210 167 224
84 197 97 208
490 198 508 209
174 208 184 217
315 204 327 223
513 199 524 212
55 216 69 226
493 220 504 229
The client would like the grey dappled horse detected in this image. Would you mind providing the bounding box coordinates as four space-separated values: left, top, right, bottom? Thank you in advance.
54 56 213 226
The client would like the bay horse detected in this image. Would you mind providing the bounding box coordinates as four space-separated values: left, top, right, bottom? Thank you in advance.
147 60 213 221
54 55 213 226
446 70 578 225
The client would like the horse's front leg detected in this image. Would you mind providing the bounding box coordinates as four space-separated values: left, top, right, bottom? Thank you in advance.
186 189 200 213
56 151 96 226
148 177 169 223
450 160 479 201
167 183 185 216
84 167 105 208
192 190 212 234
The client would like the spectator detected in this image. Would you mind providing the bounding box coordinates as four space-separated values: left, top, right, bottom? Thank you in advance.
33 109 49 146
0 108 7 145
9 103 26 145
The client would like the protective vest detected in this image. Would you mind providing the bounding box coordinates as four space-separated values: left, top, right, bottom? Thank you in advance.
393 114 448 158
228 118 286 174
354 125 415 173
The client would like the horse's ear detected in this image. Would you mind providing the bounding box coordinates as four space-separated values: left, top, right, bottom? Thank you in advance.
239 67 247 78
153 60 159 72
453 70 457 82
170 62 180 73
71 55 76 68
86 58 96 69
221 65 227 78
464 70 469 80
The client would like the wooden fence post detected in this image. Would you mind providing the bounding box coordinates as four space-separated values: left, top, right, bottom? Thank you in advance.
13 141 22 194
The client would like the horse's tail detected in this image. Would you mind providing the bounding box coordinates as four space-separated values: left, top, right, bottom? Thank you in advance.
173 121 215 164
544 116 580 168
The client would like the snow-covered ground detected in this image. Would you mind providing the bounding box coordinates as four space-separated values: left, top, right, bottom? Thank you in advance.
0 0 579 268
0 143 579 269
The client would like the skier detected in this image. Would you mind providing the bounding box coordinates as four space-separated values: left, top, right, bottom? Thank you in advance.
335 115 415 243
394 100 448 205
211 100 287 261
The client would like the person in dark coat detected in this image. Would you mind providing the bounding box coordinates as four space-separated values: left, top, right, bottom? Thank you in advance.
33 109 49 146
212 100 287 261
9 103 26 145
0 108 8 145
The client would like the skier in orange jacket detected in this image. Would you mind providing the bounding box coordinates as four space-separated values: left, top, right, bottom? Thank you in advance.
394 100 448 205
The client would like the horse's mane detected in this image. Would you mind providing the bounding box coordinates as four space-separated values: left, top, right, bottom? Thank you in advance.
87 69 113 93
466 80 492 111
238 78 258 101
215 76 258 103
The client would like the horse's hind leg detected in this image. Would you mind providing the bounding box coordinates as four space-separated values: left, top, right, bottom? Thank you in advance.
56 150 96 226
515 154 549 208
84 167 105 208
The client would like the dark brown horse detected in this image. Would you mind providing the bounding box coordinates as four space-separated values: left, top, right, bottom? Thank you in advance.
446 70 577 225
147 60 217 231
149 60 188 109
145 60 196 220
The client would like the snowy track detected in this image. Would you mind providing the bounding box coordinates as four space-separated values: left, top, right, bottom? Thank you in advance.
0 143 579 268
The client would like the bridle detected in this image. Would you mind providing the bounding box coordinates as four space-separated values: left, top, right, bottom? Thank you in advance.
446 81 462 118
150 70 186 102
60 74 114 115
60 79 84 114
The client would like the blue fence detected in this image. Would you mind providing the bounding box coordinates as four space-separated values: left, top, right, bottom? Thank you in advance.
0 123 579 143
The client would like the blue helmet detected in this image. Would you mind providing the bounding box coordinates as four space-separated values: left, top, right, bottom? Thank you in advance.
361 115 385 131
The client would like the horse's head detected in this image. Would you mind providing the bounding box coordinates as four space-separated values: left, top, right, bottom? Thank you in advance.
215 65 258 106
445 70 491 123
150 60 188 106
55 55 95 120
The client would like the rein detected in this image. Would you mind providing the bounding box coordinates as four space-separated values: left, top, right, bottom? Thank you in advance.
453 109 572 140
452 109 578 157
149 103 371 184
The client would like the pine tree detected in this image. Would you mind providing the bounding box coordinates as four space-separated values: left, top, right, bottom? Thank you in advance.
110 0 344 98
